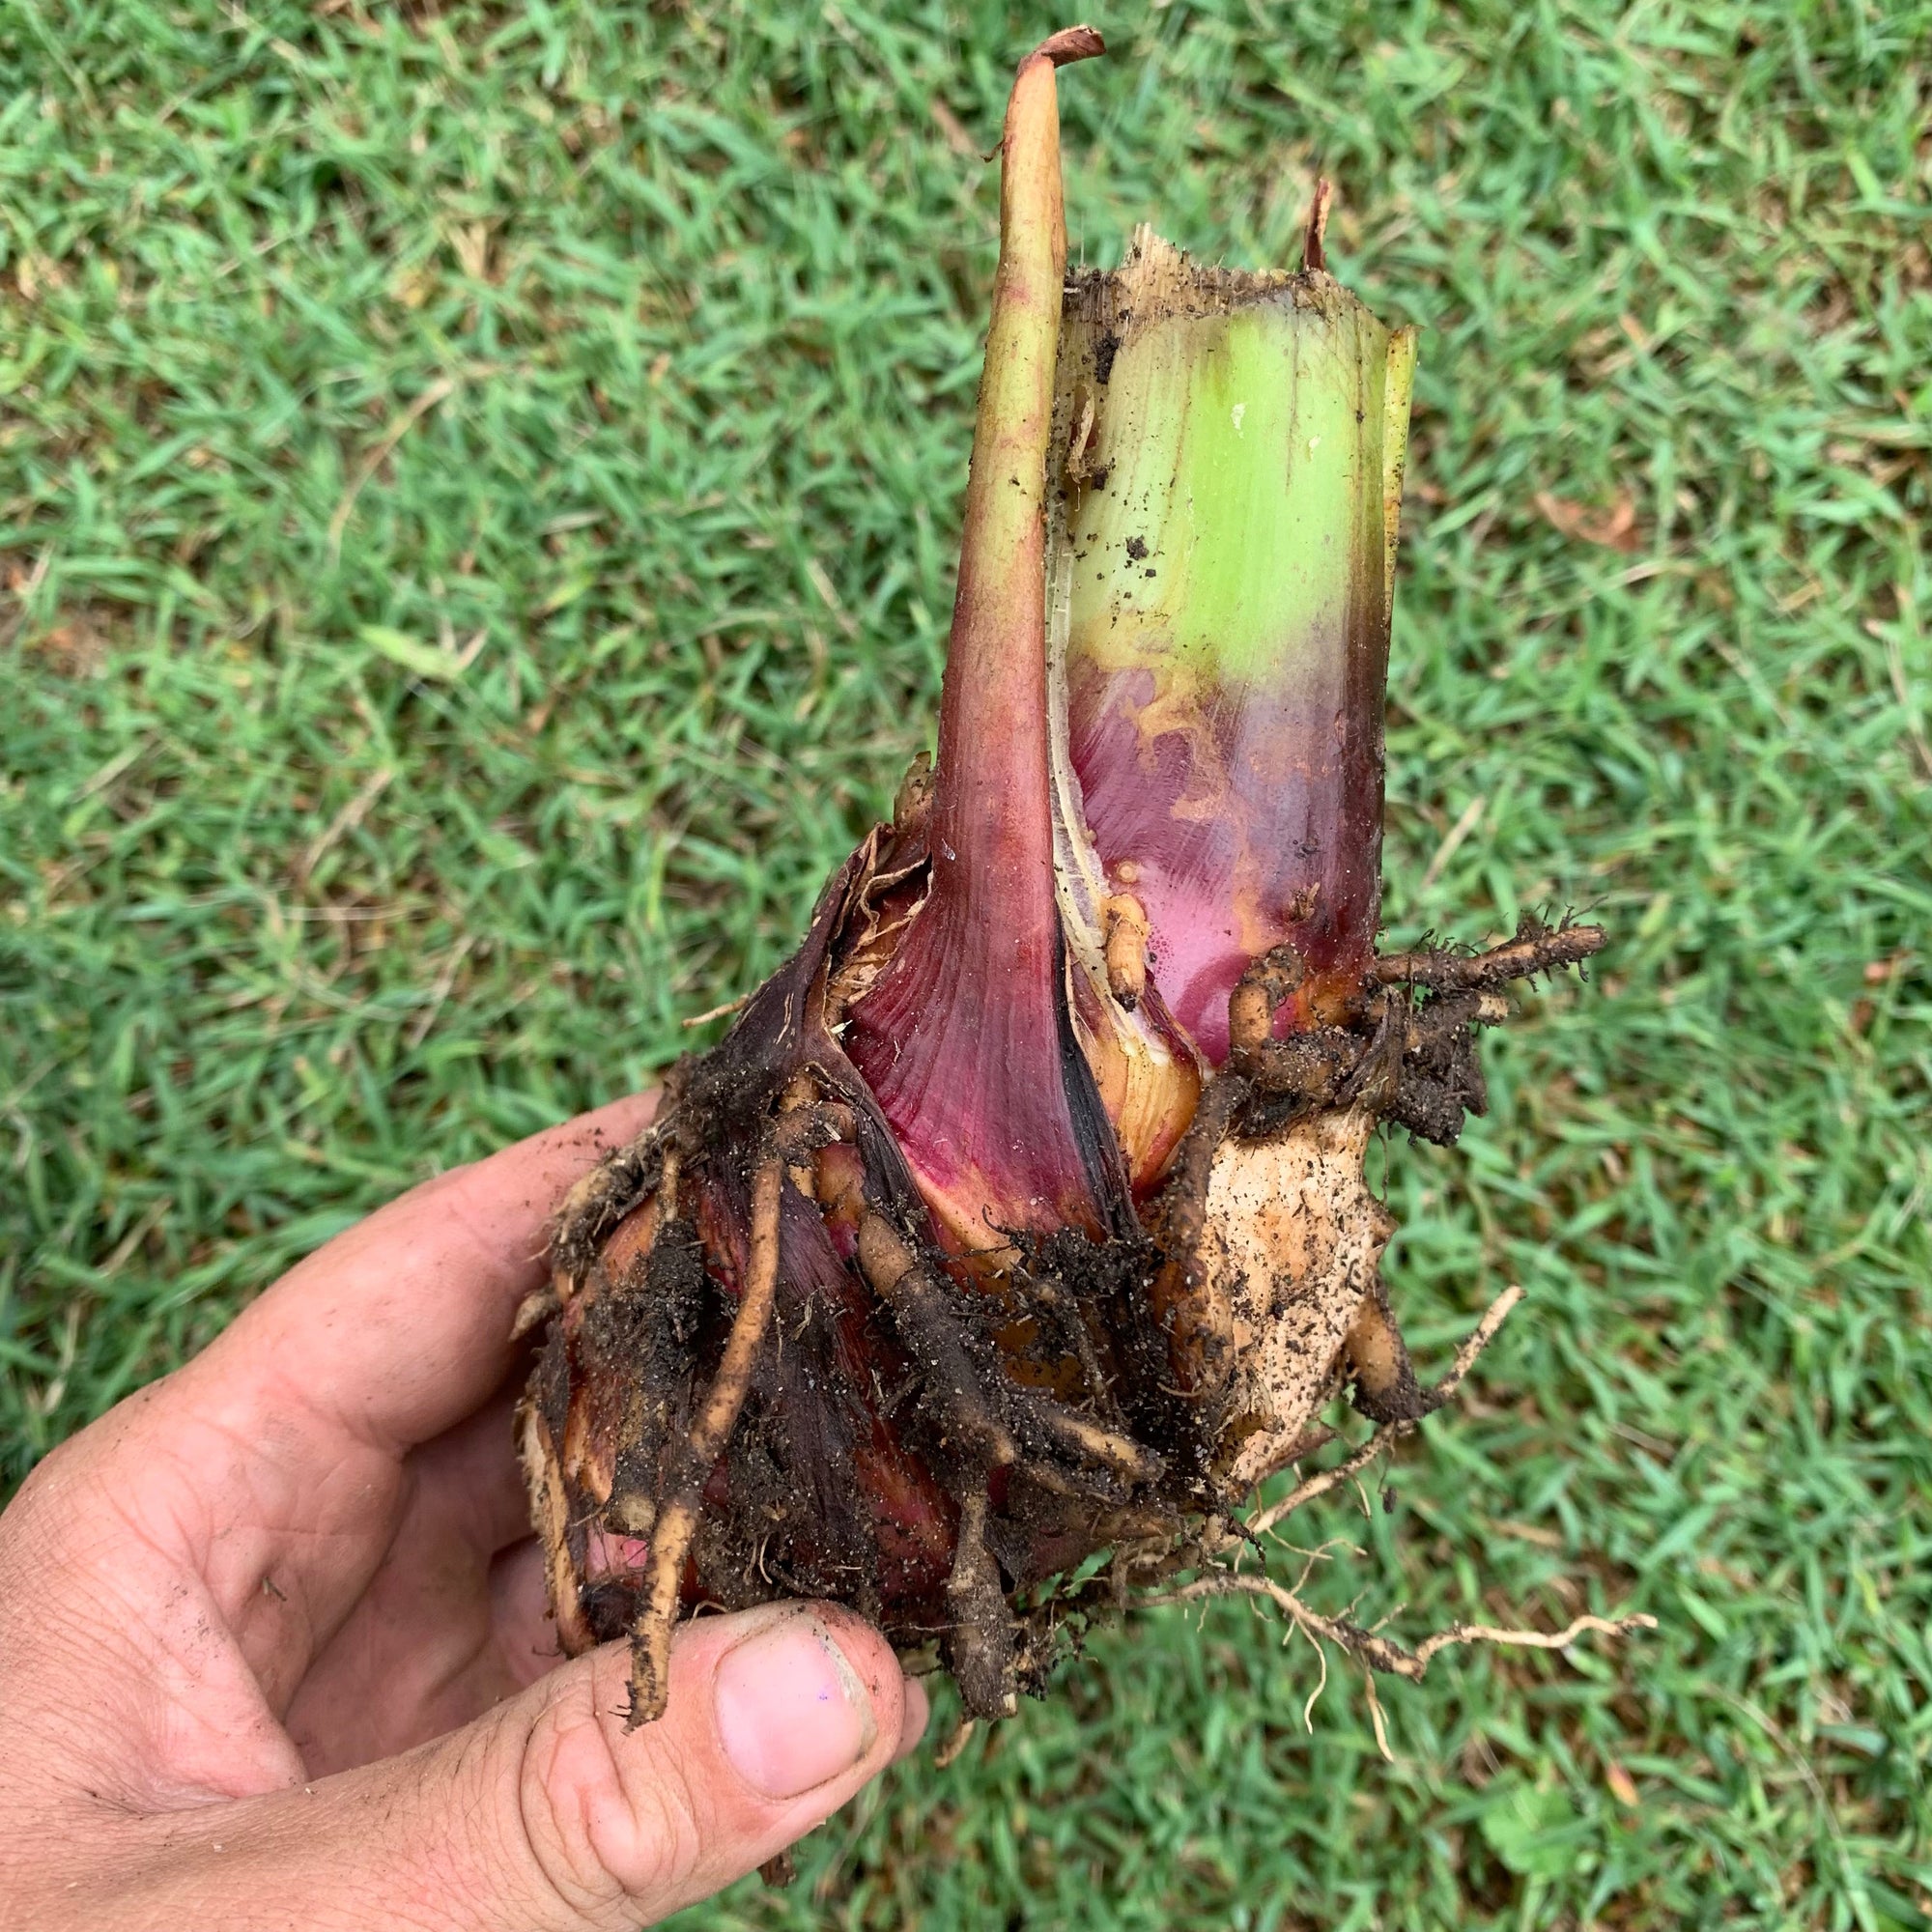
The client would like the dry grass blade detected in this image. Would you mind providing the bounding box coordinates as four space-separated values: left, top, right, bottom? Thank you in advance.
326 375 457 560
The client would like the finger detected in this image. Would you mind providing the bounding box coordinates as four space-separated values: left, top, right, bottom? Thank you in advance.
895 1674 932 1761
81 1604 918 1932
187 1091 656 1459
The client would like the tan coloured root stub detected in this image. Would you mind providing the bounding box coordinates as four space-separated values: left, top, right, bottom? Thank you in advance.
1026 1404 1164 1483
509 1282 561 1342
1342 1286 1419 1417
1245 1286 1526 1541
1100 893 1151 1008
1227 944 1307 1058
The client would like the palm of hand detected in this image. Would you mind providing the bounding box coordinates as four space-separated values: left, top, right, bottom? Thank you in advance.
10 1112 643 1809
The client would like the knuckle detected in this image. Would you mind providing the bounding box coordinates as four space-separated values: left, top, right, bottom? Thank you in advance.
516 1668 713 1922
517 1689 631 1922
610 1755 709 1904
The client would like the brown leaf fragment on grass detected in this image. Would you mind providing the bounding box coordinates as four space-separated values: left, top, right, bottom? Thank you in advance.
1535 489 1643 552
33 616 110 677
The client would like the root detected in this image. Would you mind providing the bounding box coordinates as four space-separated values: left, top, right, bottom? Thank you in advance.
1222 921 1599 1150
1152 1282 1649 1698
1237 1032 1355 1110
1015 1403 1164 1488
772 1099 858 1157
1012 1260 1118 1421
1227 943 1304 1057
1372 917 1606 993
855 1207 1168 1495
1149 1068 1250 1251
626 1153 784 1726
1247 1285 1523 1540
522 1402 593 1656
1154 1569 1655 1688
856 1212 1018 1472
509 1282 562 1342
853 1208 1022 1717
684 992 752 1029
1341 1280 1433 1426
1226 920 1604 1152
1099 894 1151 1009
932 1716 978 1769
1209 917 1606 1143
946 1489 1019 1719
551 1120 674 1287
854 1200 1176 1708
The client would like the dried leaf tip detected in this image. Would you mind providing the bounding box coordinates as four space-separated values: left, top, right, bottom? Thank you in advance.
1031 24 1105 68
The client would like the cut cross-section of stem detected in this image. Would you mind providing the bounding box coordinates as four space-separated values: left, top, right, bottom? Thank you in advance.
518 24 1623 1742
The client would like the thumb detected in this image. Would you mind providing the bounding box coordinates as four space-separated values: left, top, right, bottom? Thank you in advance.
102 1604 927 1931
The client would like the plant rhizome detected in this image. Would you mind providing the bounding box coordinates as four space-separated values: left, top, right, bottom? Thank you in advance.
517 27 1637 1734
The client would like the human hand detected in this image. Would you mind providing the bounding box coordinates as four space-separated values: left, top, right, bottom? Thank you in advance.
0 1095 927 1929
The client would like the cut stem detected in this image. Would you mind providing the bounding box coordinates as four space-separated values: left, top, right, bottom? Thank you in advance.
1052 228 1418 1061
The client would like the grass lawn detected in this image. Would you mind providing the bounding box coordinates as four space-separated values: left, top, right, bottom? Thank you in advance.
4 1 1930 1923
